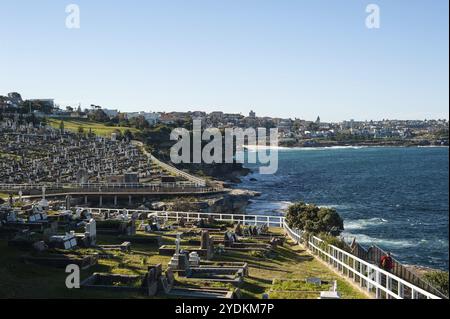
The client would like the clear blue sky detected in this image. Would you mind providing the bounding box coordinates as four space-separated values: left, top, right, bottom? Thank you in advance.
0 0 448 122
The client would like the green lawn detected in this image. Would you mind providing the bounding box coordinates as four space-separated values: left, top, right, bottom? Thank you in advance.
48 119 140 137
211 237 367 299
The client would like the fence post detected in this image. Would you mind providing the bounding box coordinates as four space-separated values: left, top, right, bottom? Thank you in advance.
359 263 363 287
386 275 392 299
375 270 381 299
398 282 404 298
367 267 372 293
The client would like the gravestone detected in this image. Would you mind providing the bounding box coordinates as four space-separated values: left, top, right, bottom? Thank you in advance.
85 218 97 246
306 277 322 285
200 230 214 260
224 231 236 247
65 195 71 210
146 267 158 296
159 268 175 293
270 237 284 247
234 223 243 236
178 251 190 274
168 233 182 269
189 252 201 266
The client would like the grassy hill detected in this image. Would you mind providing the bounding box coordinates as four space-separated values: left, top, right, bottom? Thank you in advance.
48 119 140 137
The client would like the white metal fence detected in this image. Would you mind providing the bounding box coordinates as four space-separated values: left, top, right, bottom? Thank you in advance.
283 221 441 299
85 207 284 228
0 182 221 193
79 207 441 299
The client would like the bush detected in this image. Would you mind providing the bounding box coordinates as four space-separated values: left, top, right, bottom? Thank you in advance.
285 202 344 236
317 232 350 251
424 271 449 297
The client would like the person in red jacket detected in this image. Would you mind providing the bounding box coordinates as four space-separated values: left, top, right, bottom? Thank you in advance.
380 252 394 272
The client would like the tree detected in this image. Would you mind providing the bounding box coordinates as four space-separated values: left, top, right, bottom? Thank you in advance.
129 115 150 130
285 202 344 236
123 129 133 141
88 109 109 122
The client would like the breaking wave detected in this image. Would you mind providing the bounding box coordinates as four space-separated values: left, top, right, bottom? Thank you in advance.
342 233 418 249
344 218 388 230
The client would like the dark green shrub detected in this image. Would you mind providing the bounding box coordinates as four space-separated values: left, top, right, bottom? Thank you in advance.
285 202 344 236
424 271 449 297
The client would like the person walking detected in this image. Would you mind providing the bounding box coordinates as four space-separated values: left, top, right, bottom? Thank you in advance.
380 252 394 272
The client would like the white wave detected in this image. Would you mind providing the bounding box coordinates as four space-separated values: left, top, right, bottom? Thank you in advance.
319 204 353 210
344 218 388 230
343 233 417 248
417 145 449 148
283 145 367 151
243 145 289 151
243 145 369 151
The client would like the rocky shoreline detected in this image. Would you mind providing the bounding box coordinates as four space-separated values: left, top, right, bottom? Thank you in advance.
148 188 261 215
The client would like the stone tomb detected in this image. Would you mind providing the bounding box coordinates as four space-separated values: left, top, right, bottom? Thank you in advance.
159 230 215 259
49 231 78 249
167 234 247 287
159 268 239 299
97 241 131 253
81 273 145 293
81 264 238 299
222 231 272 252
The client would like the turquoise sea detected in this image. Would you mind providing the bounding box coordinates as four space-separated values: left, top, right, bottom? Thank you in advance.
241 146 449 270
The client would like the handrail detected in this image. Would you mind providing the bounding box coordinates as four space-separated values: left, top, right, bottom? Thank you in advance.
0 182 202 188
310 235 439 297
82 207 284 227
0 183 221 192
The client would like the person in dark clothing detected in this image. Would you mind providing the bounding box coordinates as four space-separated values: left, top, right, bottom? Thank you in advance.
380 252 394 272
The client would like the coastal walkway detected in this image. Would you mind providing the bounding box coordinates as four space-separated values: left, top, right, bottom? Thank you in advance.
79 207 442 300
132 140 207 187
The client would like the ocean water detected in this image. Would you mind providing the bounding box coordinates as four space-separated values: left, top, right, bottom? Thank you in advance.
240 146 449 270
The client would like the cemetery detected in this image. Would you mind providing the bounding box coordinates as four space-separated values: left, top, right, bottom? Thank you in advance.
0 117 186 187
0 199 367 299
